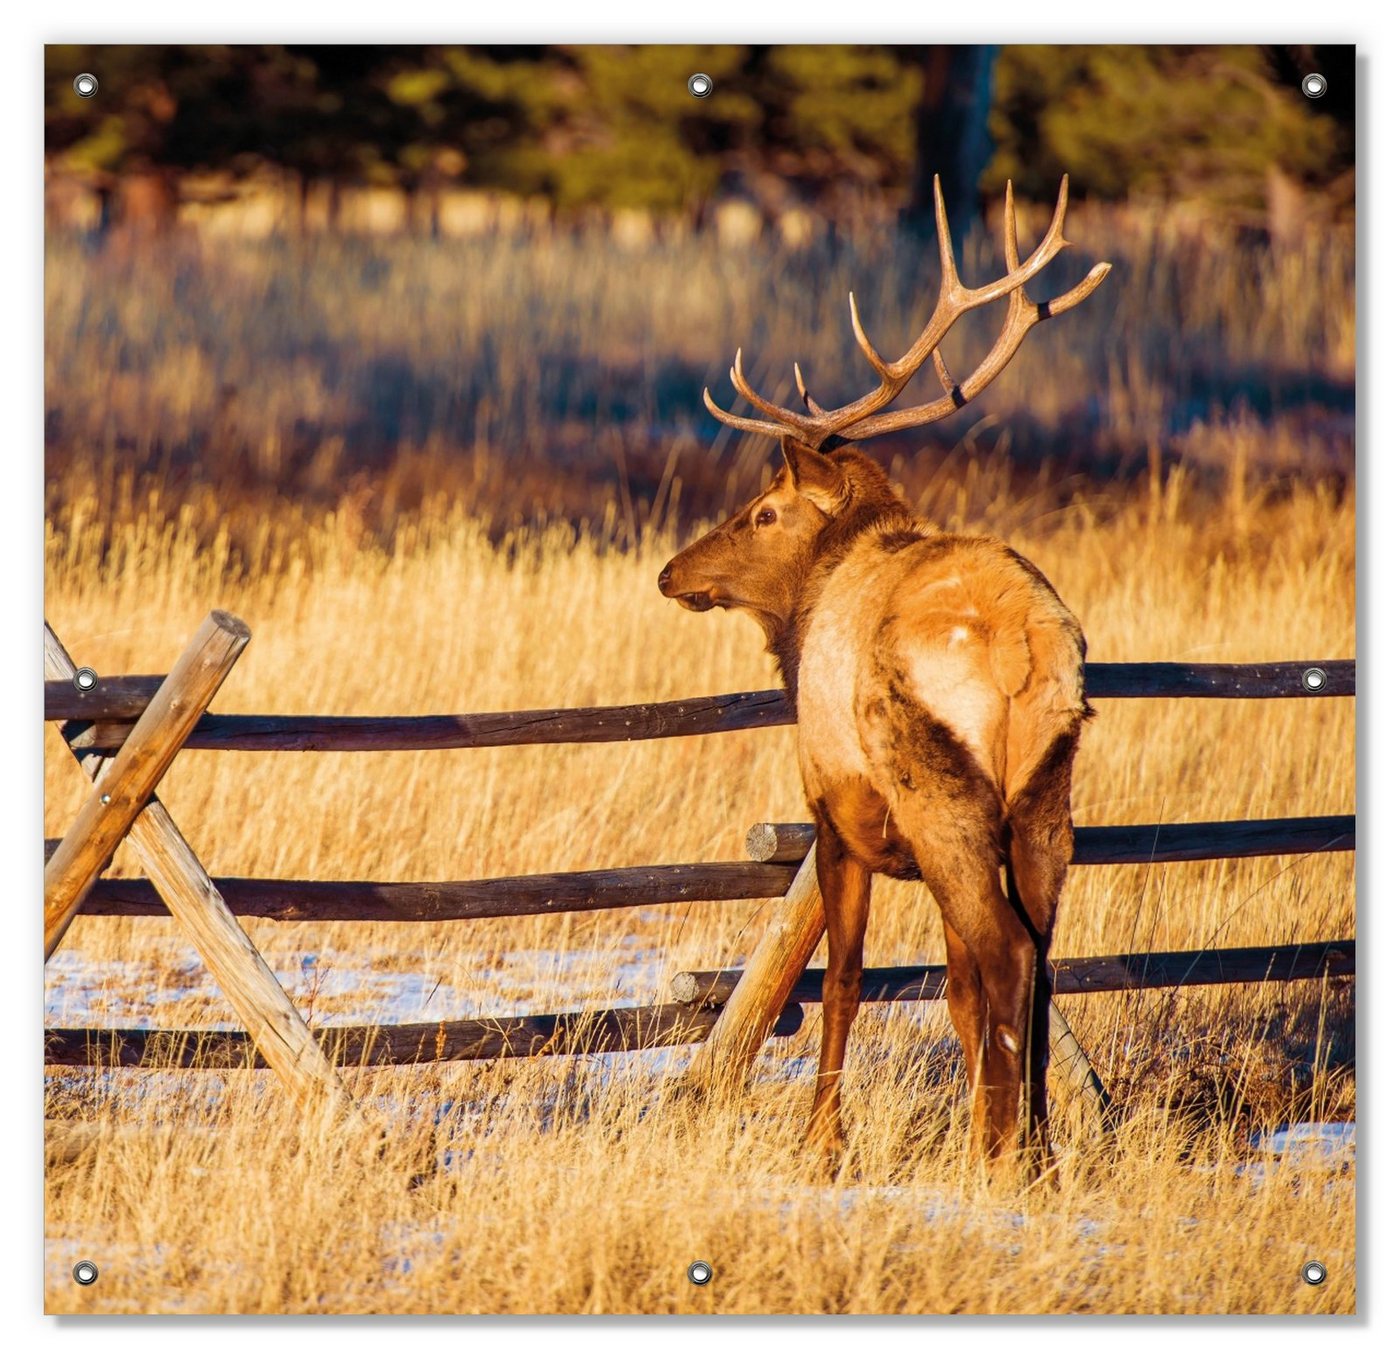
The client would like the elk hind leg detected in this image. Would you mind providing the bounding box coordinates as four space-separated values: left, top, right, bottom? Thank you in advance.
1006 725 1081 1168
923 847 1036 1162
882 721 1034 1162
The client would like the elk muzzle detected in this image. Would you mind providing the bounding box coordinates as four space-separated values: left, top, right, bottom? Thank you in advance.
658 553 720 611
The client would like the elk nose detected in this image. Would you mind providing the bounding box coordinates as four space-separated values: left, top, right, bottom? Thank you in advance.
657 563 673 593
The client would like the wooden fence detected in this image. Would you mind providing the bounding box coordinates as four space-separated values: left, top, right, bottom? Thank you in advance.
43 614 1355 1131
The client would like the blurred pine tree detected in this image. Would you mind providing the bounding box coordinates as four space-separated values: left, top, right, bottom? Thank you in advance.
43 43 1354 235
986 45 1351 231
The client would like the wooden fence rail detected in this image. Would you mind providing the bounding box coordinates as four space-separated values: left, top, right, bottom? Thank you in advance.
44 631 1356 1110
671 938 1356 1008
744 815 1356 868
50 659 1353 754
71 861 798 921
45 1001 809 1069
44 939 1352 1070
55 815 1353 923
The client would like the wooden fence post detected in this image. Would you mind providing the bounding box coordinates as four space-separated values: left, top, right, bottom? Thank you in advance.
45 611 249 959
44 620 368 1132
684 845 826 1096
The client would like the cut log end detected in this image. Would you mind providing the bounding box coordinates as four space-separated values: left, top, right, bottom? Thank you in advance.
744 824 778 862
744 822 816 864
209 609 253 642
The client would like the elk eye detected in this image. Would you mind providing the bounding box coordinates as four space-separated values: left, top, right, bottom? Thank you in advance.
755 507 777 528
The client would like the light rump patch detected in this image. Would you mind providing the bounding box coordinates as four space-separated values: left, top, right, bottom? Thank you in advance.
898 630 1005 788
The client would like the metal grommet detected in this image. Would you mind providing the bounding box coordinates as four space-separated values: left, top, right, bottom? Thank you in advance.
1302 73 1327 99
73 73 99 99
687 1259 714 1286
73 667 99 692
1301 1259 1327 1286
73 1259 99 1285
688 73 713 99
1302 666 1327 693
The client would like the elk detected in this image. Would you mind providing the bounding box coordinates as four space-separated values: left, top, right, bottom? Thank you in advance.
659 177 1110 1168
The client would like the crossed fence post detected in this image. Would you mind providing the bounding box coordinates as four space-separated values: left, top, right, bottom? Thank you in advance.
44 615 369 1134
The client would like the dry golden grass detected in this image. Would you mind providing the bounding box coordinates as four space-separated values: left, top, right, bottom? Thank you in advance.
44 203 1354 537
44 467 1354 1315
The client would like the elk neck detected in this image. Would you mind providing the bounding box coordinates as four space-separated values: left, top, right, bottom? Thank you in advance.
767 477 917 698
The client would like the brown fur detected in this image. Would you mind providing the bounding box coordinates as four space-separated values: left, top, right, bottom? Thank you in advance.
660 438 1089 1170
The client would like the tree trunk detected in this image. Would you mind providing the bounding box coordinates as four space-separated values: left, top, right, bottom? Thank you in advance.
904 45 998 250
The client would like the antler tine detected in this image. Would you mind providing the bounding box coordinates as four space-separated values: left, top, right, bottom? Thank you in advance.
727 348 827 436
1003 179 1021 272
702 386 796 440
833 255 1112 444
956 172 1070 311
992 178 1036 337
793 362 826 415
932 174 963 300
848 293 895 380
835 176 1070 402
930 177 1022 407
1044 261 1113 317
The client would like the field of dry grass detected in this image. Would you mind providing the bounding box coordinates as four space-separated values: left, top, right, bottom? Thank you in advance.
44 198 1354 540
43 464 1355 1314
42 195 1355 1313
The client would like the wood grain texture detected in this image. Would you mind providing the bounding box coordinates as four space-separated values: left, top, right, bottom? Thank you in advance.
682 845 826 1097
44 621 363 1126
44 613 249 959
60 660 1355 752
46 941 1350 1072
45 674 168 722
1073 815 1355 864
1082 659 1354 699
671 939 1355 1008
75 862 798 920
44 1000 807 1068
744 823 816 864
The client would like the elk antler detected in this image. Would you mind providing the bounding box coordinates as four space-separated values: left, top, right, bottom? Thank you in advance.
702 176 1111 449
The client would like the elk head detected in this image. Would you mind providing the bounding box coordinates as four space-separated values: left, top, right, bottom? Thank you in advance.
657 436 871 642
660 175 1110 641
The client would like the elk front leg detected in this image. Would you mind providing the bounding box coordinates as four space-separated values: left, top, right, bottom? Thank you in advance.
803 824 871 1169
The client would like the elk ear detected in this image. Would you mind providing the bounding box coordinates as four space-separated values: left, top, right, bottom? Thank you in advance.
780 436 847 516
